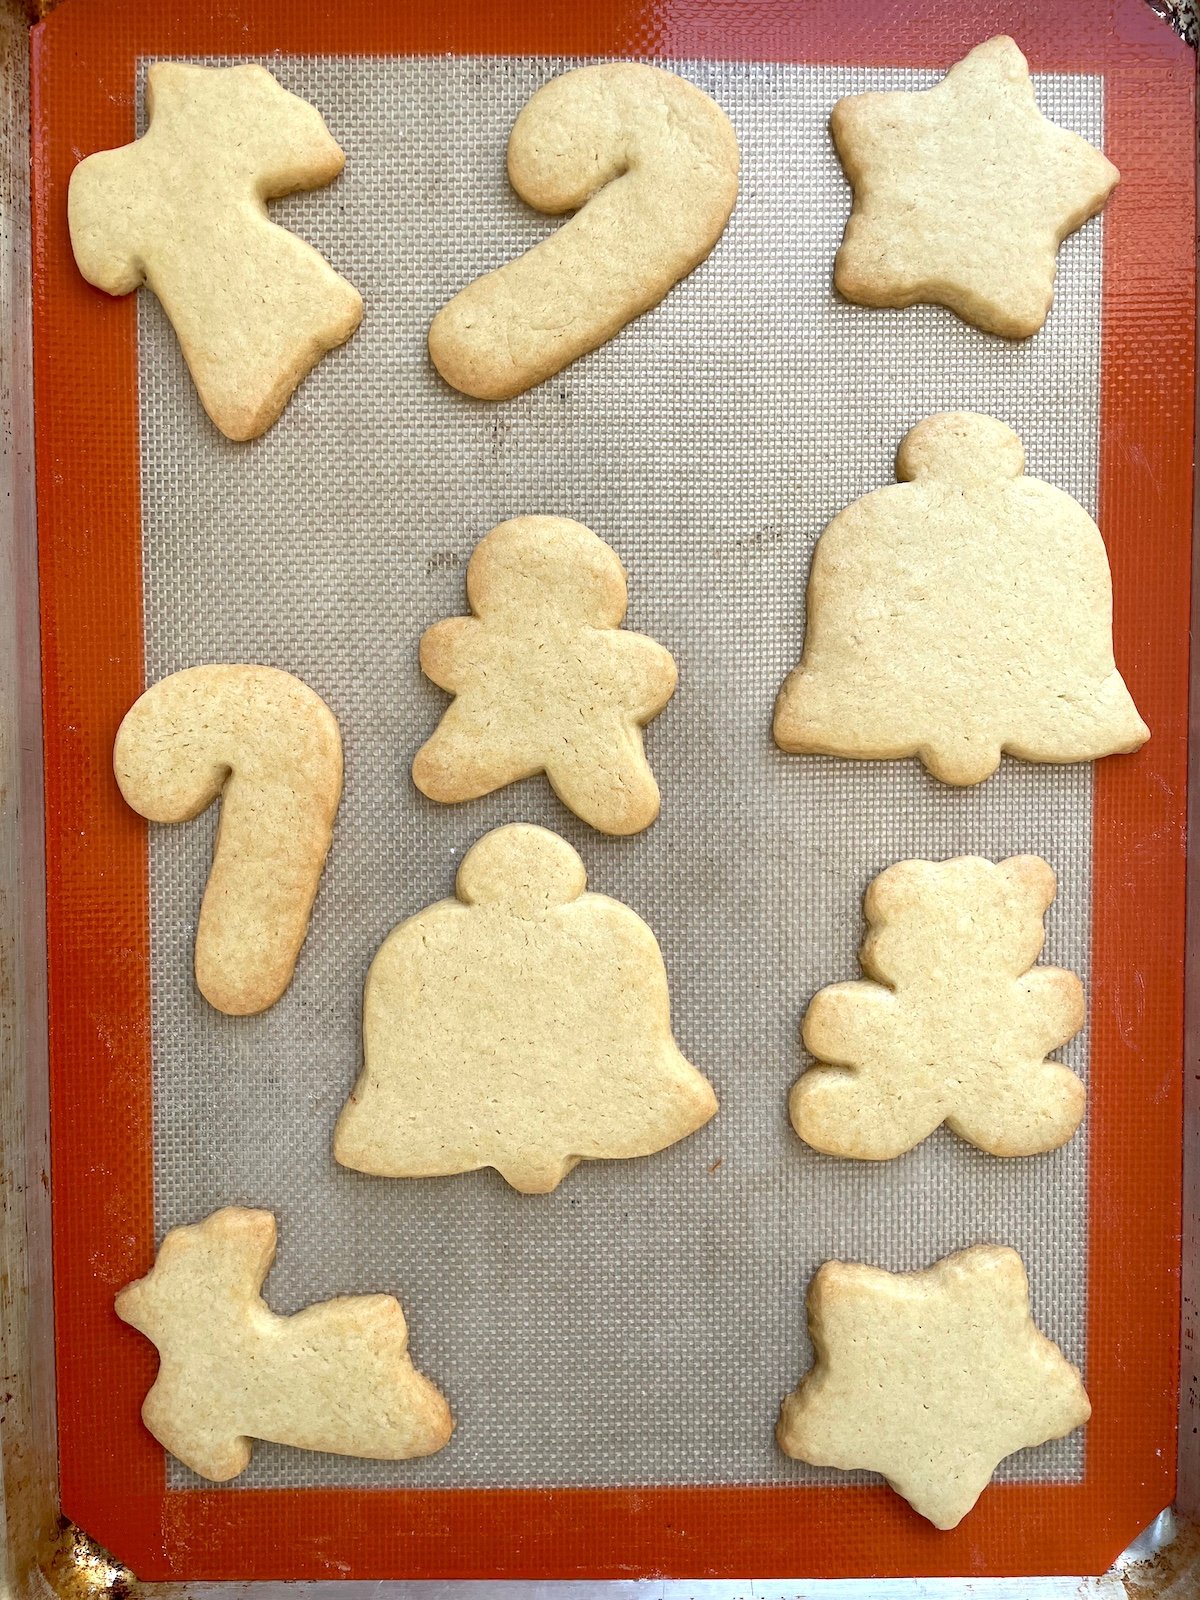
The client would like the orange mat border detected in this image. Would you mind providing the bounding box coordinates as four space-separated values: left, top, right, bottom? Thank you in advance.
30 0 1194 1581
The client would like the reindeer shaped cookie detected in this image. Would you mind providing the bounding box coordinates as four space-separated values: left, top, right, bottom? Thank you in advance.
69 63 362 440
413 518 678 834
116 1208 453 1481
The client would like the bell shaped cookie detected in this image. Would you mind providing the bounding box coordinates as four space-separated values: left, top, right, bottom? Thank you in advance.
777 1246 1091 1529
69 63 362 440
116 1208 453 1482
413 517 677 835
773 413 1148 786
831 36 1118 337
793 855 1086 1161
334 823 717 1193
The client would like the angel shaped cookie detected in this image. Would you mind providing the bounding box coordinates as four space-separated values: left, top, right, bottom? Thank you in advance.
831 36 1119 337
773 413 1148 785
413 518 677 835
69 63 362 440
777 1246 1091 1528
334 824 717 1193
116 1208 452 1482
792 856 1086 1160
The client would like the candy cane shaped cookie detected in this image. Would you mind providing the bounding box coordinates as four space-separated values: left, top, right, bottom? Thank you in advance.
429 63 740 400
114 665 343 1015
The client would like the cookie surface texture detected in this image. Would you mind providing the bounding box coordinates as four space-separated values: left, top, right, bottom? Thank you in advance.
334 823 718 1192
68 63 363 440
831 36 1118 337
772 413 1148 785
776 1245 1091 1529
113 664 343 1016
793 855 1085 1160
116 1208 453 1481
413 517 678 835
428 62 739 399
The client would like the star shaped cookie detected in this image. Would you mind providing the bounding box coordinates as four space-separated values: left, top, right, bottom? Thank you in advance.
777 1246 1091 1528
830 37 1119 338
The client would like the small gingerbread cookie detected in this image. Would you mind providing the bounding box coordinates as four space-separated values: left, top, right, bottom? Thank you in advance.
777 1246 1091 1529
413 517 677 835
334 823 718 1193
69 63 362 440
773 413 1148 785
429 63 739 399
831 36 1118 337
116 1208 453 1481
114 665 342 1016
793 856 1086 1161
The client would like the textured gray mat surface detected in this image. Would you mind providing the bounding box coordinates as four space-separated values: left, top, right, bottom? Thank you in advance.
138 55 1103 1490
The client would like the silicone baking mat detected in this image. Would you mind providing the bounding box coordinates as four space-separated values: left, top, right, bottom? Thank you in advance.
142 50 1101 1495
30 0 1193 1584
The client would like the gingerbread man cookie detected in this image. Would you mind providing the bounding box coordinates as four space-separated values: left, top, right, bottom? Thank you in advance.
334 824 717 1193
773 413 1148 785
793 856 1086 1161
777 1246 1091 1529
117 1208 453 1481
831 37 1118 337
413 517 677 835
69 63 362 440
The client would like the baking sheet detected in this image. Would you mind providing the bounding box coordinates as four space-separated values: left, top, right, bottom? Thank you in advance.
137 55 1103 1491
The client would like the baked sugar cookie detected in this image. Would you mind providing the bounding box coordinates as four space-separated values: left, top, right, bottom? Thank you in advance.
69 63 362 440
793 856 1085 1161
429 63 739 399
334 824 717 1193
413 517 677 835
117 1208 452 1481
114 665 342 1015
773 413 1148 785
777 1246 1091 1529
831 37 1118 337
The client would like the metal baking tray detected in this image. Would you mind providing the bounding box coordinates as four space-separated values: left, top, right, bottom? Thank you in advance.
2 0 1197 1593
